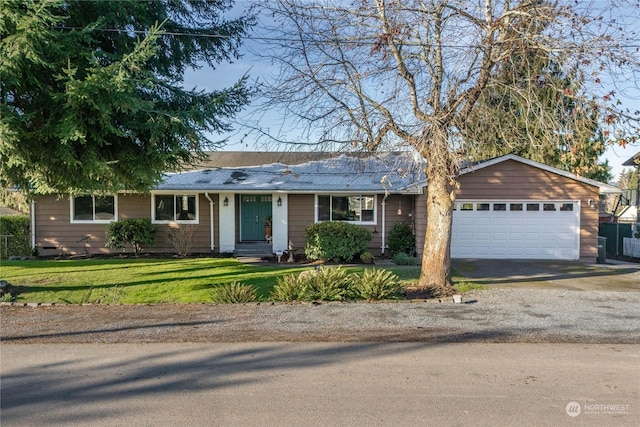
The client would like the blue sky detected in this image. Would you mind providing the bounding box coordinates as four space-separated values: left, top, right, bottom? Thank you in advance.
182 1 639 181
184 63 638 181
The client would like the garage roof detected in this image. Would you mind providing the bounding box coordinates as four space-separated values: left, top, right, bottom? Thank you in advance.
459 154 622 194
622 152 640 167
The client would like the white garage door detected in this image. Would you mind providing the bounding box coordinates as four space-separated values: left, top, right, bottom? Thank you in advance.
451 200 580 260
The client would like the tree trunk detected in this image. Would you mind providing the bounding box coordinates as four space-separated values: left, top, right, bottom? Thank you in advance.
419 171 455 290
417 126 456 292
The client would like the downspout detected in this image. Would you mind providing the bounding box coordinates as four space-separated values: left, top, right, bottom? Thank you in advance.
204 193 215 252
381 193 388 255
30 200 36 252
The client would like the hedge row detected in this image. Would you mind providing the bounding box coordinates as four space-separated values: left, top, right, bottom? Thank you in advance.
0 216 31 258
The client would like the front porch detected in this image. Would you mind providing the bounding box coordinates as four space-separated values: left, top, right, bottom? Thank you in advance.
233 241 274 257
218 192 289 255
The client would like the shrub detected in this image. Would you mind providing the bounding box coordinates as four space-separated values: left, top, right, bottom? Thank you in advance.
0 215 30 259
106 218 157 256
392 252 419 266
211 282 258 303
360 251 373 263
351 268 402 300
0 280 18 302
388 222 415 255
305 221 371 262
167 225 197 256
270 266 353 302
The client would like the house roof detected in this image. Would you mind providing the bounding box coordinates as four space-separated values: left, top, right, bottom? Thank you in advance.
458 154 622 194
0 206 24 216
183 151 360 170
622 151 640 167
157 152 619 195
156 152 426 194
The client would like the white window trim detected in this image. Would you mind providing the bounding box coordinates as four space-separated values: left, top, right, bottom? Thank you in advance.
69 195 118 224
151 193 199 224
314 194 377 225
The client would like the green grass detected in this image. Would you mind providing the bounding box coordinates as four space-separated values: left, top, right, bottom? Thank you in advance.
0 258 307 304
0 259 478 304
451 268 486 293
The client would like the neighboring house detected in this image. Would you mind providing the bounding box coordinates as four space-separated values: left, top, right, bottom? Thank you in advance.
622 151 640 223
31 152 619 261
0 206 24 217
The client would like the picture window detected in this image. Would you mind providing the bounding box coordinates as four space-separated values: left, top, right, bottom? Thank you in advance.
153 194 198 223
71 195 116 222
317 195 375 223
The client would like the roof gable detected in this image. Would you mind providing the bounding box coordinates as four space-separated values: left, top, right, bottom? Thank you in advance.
459 154 621 194
622 151 640 167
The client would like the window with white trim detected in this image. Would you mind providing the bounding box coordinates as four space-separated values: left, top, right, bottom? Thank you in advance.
71 195 117 223
317 195 376 223
152 194 198 223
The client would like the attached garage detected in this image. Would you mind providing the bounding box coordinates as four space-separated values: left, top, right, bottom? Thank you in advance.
448 155 620 261
451 200 580 259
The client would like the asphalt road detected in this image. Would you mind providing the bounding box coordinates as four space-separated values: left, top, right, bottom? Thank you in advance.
1 343 638 426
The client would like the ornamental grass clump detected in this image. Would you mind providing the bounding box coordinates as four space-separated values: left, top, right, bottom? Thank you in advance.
306 266 353 301
211 282 258 303
351 268 402 300
270 266 353 302
270 273 308 302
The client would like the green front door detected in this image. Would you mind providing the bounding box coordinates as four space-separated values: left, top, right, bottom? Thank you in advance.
240 195 272 241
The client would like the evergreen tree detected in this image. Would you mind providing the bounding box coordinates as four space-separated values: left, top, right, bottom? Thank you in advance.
464 49 611 181
1 0 254 194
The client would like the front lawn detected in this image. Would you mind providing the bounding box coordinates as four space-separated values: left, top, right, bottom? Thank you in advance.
0 258 472 304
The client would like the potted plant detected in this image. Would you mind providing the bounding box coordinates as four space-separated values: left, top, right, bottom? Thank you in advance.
264 216 273 239
360 251 373 264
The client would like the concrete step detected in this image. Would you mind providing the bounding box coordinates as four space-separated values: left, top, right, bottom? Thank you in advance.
234 242 273 256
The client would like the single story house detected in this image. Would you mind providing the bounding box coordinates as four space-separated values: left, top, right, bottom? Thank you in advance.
31 152 619 260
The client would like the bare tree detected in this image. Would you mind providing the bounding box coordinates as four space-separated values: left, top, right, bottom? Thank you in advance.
256 0 639 290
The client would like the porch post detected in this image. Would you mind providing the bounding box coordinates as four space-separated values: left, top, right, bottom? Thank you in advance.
218 193 235 253
204 193 215 252
272 193 288 253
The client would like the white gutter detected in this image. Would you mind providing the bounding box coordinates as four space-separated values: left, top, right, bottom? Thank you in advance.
381 194 388 255
30 200 36 251
204 193 215 252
